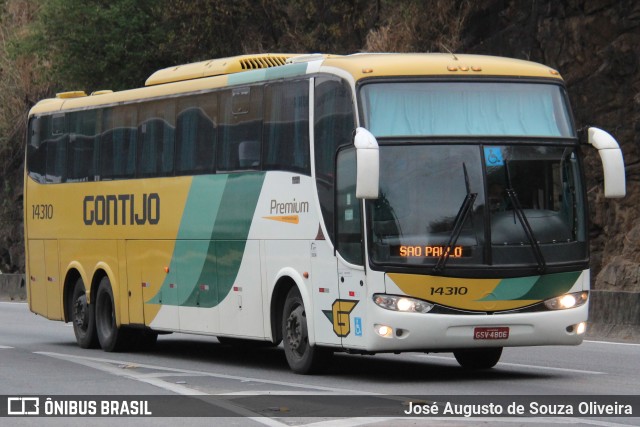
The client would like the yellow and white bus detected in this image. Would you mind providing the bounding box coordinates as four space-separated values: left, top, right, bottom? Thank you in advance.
24 53 625 373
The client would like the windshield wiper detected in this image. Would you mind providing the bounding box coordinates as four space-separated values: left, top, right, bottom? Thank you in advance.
503 160 546 273
434 192 477 273
505 188 546 273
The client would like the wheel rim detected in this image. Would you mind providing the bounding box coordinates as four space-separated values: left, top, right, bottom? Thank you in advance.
73 294 88 333
286 305 308 358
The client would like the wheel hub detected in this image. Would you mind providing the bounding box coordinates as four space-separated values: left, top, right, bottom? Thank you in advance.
73 296 87 331
286 306 306 354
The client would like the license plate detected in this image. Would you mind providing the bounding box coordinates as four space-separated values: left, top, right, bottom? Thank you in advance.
474 327 509 340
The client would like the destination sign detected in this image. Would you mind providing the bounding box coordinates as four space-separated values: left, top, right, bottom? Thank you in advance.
395 245 469 258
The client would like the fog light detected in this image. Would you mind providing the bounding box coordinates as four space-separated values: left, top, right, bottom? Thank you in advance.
576 322 586 335
375 324 393 338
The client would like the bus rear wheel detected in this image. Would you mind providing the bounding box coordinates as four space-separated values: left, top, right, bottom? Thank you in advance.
71 278 99 349
453 347 503 370
282 287 331 374
95 276 132 352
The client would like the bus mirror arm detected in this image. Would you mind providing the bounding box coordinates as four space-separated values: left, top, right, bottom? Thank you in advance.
354 127 379 199
588 127 626 198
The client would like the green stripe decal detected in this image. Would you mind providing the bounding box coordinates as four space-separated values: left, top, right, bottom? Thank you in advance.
477 271 581 302
149 173 265 308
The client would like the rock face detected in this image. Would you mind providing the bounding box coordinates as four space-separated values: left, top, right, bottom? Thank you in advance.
461 0 640 292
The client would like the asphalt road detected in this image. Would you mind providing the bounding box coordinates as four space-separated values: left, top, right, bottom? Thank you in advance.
1 301 638 426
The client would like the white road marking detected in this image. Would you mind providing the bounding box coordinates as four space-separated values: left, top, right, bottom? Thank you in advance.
34 351 287 427
0 345 13 349
585 339 640 347
416 354 605 375
34 351 372 394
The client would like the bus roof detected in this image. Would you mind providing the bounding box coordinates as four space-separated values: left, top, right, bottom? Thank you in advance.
29 53 563 116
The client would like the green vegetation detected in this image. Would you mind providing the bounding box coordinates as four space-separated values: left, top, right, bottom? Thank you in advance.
0 0 634 276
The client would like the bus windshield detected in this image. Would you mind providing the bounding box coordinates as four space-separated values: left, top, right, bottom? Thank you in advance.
360 82 574 138
368 144 587 271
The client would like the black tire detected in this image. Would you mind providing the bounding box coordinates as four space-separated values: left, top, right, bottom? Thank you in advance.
71 278 99 349
454 347 503 370
95 276 132 352
282 287 331 374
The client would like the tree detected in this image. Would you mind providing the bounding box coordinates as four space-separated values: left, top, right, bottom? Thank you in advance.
17 0 166 92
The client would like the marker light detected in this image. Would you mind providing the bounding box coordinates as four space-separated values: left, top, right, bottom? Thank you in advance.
544 291 588 310
373 294 433 313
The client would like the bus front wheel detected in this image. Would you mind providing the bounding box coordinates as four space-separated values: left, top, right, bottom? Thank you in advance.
282 287 331 374
453 347 503 369
71 278 99 349
95 276 132 352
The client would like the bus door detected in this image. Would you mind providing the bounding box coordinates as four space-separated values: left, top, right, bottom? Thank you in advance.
310 238 340 347
334 147 367 349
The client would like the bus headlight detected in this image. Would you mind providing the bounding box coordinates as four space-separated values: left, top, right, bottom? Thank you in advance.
373 294 433 313
544 291 588 310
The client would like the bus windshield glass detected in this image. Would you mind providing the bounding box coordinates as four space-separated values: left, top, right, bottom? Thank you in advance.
360 82 574 138
369 144 587 270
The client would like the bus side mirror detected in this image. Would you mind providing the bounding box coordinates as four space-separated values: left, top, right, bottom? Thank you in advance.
588 127 626 198
354 127 379 199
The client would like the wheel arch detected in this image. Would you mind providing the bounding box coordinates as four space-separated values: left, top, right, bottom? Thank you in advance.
269 269 315 345
62 261 89 323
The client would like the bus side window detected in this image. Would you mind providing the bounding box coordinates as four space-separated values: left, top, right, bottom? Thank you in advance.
314 77 356 240
176 93 216 175
263 80 310 174
27 117 47 183
99 106 137 180
45 114 68 183
138 100 176 178
67 110 99 182
67 135 95 182
218 86 263 172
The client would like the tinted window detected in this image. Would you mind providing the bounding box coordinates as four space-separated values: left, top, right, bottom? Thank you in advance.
100 106 137 180
176 94 216 175
263 80 310 174
218 87 263 171
139 100 175 177
67 110 99 182
27 117 47 183
314 77 355 239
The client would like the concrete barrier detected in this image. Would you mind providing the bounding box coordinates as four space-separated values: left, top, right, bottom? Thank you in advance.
588 290 640 342
0 274 26 301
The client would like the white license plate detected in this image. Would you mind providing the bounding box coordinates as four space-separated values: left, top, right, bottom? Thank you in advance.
474 326 509 340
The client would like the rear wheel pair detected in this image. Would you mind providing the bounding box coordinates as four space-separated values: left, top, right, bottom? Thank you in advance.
71 276 157 352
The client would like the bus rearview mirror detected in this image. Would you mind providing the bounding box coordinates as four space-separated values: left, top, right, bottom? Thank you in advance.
354 127 379 199
588 127 626 198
